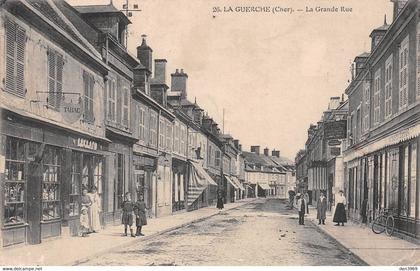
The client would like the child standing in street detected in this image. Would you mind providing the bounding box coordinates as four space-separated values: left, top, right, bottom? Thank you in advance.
122 192 136 237
134 194 148 236
79 206 89 237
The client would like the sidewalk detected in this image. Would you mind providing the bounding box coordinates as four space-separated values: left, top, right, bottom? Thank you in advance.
0 198 256 266
307 206 420 266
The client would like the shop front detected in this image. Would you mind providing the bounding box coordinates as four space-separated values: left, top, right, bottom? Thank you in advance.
172 157 187 213
133 154 156 216
1 111 109 247
345 131 420 238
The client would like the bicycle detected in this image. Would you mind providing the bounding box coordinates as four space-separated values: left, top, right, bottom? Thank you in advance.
371 208 395 236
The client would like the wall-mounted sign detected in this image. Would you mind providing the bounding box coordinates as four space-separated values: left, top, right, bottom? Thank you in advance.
61 97 82 124
324 120 347 140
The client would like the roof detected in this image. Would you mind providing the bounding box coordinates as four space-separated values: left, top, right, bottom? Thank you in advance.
74 4 120 14
74 4 131 24
356 52 370 58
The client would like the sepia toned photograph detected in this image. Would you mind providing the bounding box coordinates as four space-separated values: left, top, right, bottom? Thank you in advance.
0 0 419 269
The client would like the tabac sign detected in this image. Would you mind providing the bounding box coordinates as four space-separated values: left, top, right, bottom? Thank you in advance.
60 97 82 124
324 120 347 140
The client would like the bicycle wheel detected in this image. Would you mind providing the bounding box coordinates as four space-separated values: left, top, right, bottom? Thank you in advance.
372 215 386 234
385 216 395 236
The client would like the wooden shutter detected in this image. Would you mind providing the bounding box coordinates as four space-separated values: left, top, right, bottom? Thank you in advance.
116 78 122 124
123 88 129 127
15 25 26 97
5 20 16 93
48 50 56 107
56 54 63 108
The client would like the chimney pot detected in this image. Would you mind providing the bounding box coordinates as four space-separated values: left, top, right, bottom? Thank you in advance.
250 146 260 155
264 148 269 156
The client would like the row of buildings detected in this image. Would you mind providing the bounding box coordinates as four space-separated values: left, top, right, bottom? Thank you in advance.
0 0 295 247
296 0 420 239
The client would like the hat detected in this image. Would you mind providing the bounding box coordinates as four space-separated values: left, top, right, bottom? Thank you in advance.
296 193 302 197
81 206 88 211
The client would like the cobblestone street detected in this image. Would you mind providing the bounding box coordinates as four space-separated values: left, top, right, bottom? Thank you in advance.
81 199 364 266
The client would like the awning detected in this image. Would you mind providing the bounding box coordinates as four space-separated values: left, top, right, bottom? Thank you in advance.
224 175 239 189
190 161 218 186
231 176 245 191
258 183 271 190
187 161 218 207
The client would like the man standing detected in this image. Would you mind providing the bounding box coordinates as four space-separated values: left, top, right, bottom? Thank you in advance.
296 193 306 225
316 191 327 225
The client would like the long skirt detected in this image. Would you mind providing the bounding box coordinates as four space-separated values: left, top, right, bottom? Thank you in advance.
333 203 347 223
136 212 147 226
122 212 133 226
216 198 224 209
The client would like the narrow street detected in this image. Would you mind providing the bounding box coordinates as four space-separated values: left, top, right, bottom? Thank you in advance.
81 199 365 266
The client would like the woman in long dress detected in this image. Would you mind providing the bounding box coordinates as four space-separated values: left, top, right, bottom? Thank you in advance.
333 190 347 226
216 190 224 210
88 186 101 233
134 194 148 236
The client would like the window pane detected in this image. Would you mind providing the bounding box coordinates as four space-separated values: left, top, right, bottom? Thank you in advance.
410 143 417 218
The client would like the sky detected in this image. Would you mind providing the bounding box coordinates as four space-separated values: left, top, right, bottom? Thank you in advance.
69 0 393 160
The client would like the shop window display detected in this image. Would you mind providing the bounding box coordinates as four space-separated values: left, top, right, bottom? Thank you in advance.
42 147 61 221
4 138 26 225
69 152 82 217
409 143 417 218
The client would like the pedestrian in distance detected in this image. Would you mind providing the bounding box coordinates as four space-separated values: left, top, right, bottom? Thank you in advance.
333 190 347 226
88 186 101 233
304 191 310 214
295 193 306 225
81 188 92 232
122 192 136 237
134 194 148 236
316 191 327 225
217 190 224 211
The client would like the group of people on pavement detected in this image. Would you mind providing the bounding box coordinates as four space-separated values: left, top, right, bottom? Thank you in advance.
294 190 347 226
121 192 149 237
79 186 101 237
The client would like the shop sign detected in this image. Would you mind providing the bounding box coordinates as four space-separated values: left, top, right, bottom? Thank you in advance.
73 138 98 150
324 120 347 140
61 97 82 124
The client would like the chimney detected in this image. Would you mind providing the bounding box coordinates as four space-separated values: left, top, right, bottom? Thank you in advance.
238 144 242 152
264 147 269 156
250 146 260 155
353 53 369 79
153 59 167 84
271 150 280 158
137 36 153 72
171 69 188 99
193 107 203 125
391 0 409 21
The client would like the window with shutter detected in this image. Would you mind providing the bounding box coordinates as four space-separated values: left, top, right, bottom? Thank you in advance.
138 106 146 141
116 78 122 124
373 69 381 126
122 87 129 128
4 20 26 97
83 71 94 123
107 79 116 122
47 49 63 109
385 54 393 119
399 35 409 110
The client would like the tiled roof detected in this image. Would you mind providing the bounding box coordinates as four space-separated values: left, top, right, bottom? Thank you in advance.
29 1 86 48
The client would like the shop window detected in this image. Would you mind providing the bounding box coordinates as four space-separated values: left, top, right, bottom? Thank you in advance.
400 146 409 217
387 149 399 209
42 146 61 221
409 143 417 218
69 152 81 216
4 137 26 225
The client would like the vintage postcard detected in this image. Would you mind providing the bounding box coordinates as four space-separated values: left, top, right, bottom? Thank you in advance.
0 0 419 269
